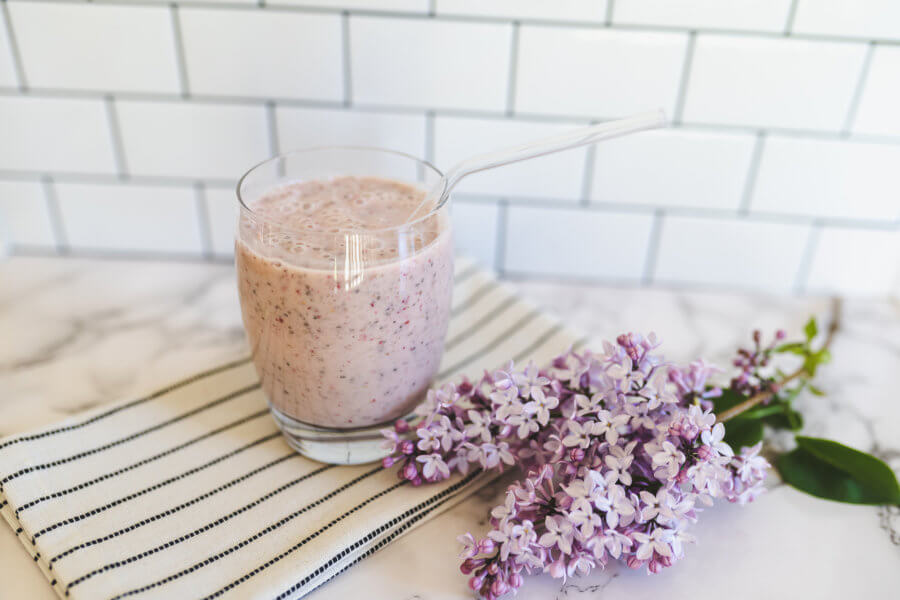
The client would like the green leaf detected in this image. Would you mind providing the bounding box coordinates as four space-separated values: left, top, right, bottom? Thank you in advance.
775 342 807 355
776 436 900 505
808 384 825 397
804 317 818 342
763 408 804 431
723 418 764 451
712 388 746 414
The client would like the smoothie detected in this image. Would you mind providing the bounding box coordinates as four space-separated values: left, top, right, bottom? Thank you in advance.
236 176 453 429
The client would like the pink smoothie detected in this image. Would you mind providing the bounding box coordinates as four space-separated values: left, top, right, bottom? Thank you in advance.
236 176 453 428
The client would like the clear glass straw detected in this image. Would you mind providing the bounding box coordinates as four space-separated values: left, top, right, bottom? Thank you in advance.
407 109 667 222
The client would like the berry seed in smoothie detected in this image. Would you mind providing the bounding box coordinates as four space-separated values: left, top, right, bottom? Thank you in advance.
236 176 454 429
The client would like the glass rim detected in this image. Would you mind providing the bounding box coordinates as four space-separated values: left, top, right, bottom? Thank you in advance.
236 146 448 235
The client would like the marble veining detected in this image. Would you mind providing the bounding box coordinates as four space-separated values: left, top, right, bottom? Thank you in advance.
1 257 898 600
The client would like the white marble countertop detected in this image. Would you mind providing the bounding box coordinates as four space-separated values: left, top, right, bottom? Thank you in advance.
2 257 898 599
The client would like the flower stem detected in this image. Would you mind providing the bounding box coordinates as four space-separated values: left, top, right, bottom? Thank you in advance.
716 297 842 424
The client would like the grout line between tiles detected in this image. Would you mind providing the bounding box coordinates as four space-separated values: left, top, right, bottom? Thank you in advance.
104 95 129 178
783 0 799 35
169 3 191 98
40 175 68 254
1 0 27 90
494 198 508 277
841 42 876 136
672 32 696 125
341 11 352 107
5 86 899 147
3 168 897 232
6 0 900 47
580 140 596 207
193 181 214 259
738 132 766 215
424 110 436 163
505 22 520 117
265 100 281 157
793 222 821 294
641 209 665 284
604 0 615 26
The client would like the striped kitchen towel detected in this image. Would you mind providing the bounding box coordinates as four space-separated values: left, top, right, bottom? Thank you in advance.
0 258 588 600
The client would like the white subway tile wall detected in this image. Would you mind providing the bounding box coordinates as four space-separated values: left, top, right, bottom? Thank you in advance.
505 206 654 281
590 129 756 209
514 26 687 118
451 200 500 269
0 96 116 173
273 0 429 11
852 46 900 138
55 182 203 253
203 186 238 258
613 0 793 32
654 217 811 291
683 36 867 131
350 17 512 111
116 100 270 180
179 9 343 100
276 107 426 157
437 0 608 22
8 2 180 94
434 117 588 201
0 0 897 297
751 136 900 222
805 227 900 296
0 8 20 87
0 180 54 247
792 0 900 40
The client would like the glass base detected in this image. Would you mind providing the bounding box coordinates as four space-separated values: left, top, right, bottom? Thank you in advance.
268 404 393 465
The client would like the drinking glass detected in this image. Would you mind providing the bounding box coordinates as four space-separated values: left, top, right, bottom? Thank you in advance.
236 147 454 464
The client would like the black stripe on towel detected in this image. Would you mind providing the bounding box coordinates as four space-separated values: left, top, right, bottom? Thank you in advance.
1 383 261 488
511 322 566 363
33 431 281 542
65 463 335 593
443 294 519 351
437 308 542 380
17 409 269 517
0 356 251 454
50 451 299 566
271 469 482 600
105 466 388 600
450 279 497 318
452 262 480 285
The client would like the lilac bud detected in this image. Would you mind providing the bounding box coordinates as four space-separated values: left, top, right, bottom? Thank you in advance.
775 329 786 340
460 559 476 575
696 445 713 461
509 571 524 588
394 419 410 434
402 461 418 480
626 556 643 570
569 447 585 462
411 476 423 487
468 575 484 591
487 562 499 575
752 330 761 344
548 558 566 579
382 455 395 468
491 578 509 596
648 558 663 574
478 538 496 554
400 440 414 455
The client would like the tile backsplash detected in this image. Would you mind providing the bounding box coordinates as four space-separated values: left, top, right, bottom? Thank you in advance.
0 0 898 296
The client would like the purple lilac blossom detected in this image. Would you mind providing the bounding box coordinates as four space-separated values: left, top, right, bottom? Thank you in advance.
381 333 770 599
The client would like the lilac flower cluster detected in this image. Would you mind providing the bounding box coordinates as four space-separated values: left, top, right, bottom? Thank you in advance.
382 333 770 599
731 329 787 397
